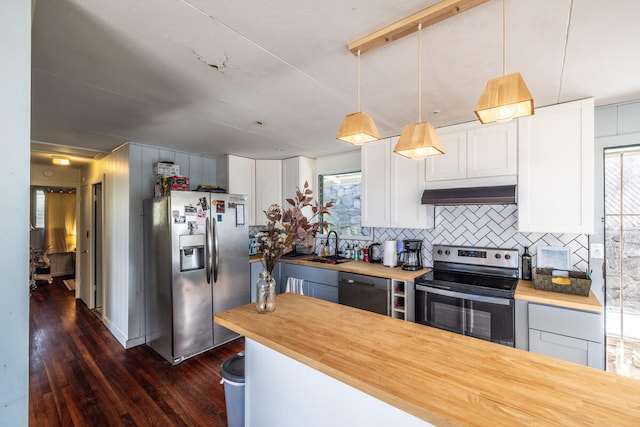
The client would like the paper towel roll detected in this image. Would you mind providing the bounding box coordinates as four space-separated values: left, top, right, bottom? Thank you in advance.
383 240 398 267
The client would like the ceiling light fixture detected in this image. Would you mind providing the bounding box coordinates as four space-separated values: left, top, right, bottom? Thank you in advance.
52 157 70 166
474 0 534 124
393 24 444 160
336 49 380 145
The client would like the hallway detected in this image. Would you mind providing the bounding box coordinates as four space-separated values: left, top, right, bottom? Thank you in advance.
29 278 243 426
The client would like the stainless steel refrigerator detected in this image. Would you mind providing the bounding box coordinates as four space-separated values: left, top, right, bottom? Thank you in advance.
144 191 250 364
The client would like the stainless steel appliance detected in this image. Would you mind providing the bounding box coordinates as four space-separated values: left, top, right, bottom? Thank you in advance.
338 272 390 316
368 242 382 263
401 239 423 271
415 245 519 347
144 191 250 364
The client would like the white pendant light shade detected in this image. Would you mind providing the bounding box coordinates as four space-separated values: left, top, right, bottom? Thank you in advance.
336 111 381 145
475 72 533 124
394 121 444 160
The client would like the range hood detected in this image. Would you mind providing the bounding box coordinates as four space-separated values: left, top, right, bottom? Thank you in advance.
421 185 517 205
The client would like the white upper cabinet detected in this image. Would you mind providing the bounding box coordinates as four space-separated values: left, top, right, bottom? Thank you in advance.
282 156 316 202
518 98 594 234
361 138 391 228
282 156 316 223
217 154 255 225
467 124 517 178
425 130 467 181
362 137 433 229
390 137 430 229
254 159 282 225
425 121 517 189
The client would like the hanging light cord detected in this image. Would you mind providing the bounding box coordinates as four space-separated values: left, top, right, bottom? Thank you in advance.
418 23 422 122
502 0 506 76
357 49 361 112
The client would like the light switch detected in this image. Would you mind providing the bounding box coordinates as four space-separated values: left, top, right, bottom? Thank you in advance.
591 243 604 259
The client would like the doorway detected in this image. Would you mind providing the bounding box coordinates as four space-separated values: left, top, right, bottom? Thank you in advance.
604 146 640 378
93 183 103 315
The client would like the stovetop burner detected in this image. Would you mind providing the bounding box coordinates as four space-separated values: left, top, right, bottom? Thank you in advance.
416 245 520 298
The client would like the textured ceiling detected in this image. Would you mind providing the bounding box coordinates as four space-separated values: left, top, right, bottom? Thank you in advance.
30 0 640 166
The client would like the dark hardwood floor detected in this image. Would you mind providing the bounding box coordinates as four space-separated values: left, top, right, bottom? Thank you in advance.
29 278 244 426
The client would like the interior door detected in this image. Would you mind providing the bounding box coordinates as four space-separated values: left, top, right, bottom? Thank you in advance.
93 182 103 313
78 185 91 304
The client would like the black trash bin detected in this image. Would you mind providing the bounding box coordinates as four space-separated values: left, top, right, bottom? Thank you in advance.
220 352 245 427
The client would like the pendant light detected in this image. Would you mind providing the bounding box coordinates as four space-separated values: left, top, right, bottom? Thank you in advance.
393 23 444 160
336 49 380 145
474 0 533 124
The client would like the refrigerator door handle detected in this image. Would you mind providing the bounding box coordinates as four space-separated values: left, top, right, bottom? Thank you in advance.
212 213 220 283
205 217 212 284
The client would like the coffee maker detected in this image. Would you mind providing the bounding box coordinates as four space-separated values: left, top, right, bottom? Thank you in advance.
401 239 423 271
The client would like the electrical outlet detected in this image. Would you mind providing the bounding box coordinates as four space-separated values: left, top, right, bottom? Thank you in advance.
591 243 604 259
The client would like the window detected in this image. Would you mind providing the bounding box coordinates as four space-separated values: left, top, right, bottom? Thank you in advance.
318 171 371 239
33 188 45 228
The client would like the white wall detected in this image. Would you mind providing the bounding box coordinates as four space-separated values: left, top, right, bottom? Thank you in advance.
30 164 82 188
0 0 31 424
592 100 640 304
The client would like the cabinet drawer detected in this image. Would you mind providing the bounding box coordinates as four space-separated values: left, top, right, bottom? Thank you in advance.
528 303 602 343
529 329 588 366
282 264 339 287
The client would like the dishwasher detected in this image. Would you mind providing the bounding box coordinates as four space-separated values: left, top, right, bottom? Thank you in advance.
338 271 390 316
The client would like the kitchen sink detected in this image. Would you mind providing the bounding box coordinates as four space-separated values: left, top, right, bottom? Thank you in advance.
306 256 351 265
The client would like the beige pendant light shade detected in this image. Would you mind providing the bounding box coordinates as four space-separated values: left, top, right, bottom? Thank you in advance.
475 0 533 124
393 23 444 160
475 73 533 124
394 121 444 160
336 50 380 145
336 111 380 144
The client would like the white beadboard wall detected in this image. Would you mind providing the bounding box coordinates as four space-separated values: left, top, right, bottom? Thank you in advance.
81 143 217 348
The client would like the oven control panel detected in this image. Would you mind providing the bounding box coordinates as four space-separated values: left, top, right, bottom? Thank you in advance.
433 245 519 269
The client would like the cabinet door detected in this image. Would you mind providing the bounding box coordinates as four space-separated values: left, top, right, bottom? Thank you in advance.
518 98 594 233
307 281 338 303
254 160 282 226
361 138 391 227
425 130 466 182
218 155 255 226
467 122 517 178
390 137 427 229
282 156 316 219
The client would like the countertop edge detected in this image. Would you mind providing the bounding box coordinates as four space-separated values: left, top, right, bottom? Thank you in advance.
514 279 602 313
216 294 640 425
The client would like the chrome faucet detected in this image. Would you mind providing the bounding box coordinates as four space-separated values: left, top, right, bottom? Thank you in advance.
327 230 338 258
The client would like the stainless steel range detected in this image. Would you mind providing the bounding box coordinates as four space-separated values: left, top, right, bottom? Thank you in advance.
415 245 519 347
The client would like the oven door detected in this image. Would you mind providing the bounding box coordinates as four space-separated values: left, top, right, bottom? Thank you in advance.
415 285 515 347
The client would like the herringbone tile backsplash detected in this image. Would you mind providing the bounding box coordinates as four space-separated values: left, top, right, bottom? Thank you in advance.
252 205 589 275
372 205 589 272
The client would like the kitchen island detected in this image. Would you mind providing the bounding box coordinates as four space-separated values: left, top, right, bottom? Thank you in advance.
216 293 640 426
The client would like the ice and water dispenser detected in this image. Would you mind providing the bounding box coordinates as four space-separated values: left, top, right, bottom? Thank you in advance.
179 234 205 271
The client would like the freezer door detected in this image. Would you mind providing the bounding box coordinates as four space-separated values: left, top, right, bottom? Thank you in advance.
210 193 251 346
169 191 214 360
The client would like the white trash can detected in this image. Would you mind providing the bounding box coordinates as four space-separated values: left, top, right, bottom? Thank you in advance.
220 352 245 427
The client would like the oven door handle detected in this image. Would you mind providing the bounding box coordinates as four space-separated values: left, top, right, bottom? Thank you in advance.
416 284 511 306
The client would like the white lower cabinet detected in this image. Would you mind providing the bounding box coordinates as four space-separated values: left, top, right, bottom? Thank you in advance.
280 263 338 303
527 303 604 369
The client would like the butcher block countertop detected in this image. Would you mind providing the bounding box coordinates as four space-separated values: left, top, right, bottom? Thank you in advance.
515 279 603 313
278 255 429 281
216 293 640 426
